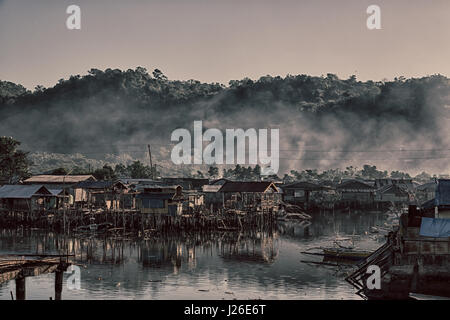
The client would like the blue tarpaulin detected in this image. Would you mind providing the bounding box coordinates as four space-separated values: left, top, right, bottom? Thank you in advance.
419 217 450 238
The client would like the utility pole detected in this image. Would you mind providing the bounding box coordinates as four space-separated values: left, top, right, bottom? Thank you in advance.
63 168 74 234
147 144 154 180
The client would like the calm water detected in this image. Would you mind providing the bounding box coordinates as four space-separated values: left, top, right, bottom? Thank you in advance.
0 211 389 300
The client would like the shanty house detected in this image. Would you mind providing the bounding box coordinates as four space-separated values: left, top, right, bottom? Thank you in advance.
421 179 450 219
48 188 72 208
218 181 281 211
136 185 183 216
72 180 130 209
406 179 450 258
375 179 415 192
336 180 376 205
184 191 204 210
375 184 410 205
282 181 331 207
202 184 223 211
0 185 55 211
416 182 437 204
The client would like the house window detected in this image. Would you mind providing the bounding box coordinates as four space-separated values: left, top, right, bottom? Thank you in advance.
149 199 165 208
143 199 165 208
294 190 305 197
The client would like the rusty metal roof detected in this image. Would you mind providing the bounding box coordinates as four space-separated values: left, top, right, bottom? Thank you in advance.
24 175 96 184
283 181 328 191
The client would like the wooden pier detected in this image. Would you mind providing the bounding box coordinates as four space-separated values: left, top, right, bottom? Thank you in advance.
346 217 450 299
0 208 278 236
0 254 72 300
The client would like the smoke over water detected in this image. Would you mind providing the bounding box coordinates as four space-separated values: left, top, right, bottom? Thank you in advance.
1 70 449 175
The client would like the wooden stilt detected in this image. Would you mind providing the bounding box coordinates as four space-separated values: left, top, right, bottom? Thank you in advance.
55 270 63 300
15 277 26 300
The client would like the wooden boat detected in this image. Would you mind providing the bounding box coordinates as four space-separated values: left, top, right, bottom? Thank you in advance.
409 293 450 300
322 247 372 261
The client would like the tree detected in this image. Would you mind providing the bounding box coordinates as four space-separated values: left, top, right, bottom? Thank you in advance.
127 161 151 179
253 165 262 180
0 137 32 183
414 171 432 183
390 170 411 179
50 167 69 175
283 173 294 184
207 166 219 178
34 85 45 93
361 165 387 179
72 166 90 175
266 174 280 181
114 164 128 178
92 165 116 180
152 69 167 81
194 170 205 178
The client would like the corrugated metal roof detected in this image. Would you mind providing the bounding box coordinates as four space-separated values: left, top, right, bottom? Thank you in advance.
337 180 376 190
74 180 114 189
0 185 52 199
377 184 409 196
202 185 222 192
283 181 328 191
135 185 180 192
417 182 437 192
219 181 278 193
24 175 96 184
119 179 158 185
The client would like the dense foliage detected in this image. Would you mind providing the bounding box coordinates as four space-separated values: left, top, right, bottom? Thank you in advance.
1 68 449 175
0 136 32 183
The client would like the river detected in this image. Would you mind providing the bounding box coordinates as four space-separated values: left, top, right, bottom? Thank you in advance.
0 210 389 300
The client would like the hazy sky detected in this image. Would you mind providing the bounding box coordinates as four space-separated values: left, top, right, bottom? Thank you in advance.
1 0 449 89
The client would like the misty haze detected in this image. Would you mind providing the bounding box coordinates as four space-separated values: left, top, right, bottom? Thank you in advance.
1 0 450 305
1 70 450 177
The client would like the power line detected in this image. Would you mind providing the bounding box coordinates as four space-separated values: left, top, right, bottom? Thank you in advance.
25 142 450 153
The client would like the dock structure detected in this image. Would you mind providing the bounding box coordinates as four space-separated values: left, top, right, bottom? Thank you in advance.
346 211 450 299
0 255 72 300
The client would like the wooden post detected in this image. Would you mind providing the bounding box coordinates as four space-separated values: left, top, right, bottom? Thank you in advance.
15 277 26 300
55 270 63 300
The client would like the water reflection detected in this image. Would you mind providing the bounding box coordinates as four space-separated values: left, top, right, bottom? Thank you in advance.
0 211 389 300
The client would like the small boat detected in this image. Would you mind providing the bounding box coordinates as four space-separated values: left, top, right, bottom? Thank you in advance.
370 226 391 234
277 212 312 221
301 237 372 262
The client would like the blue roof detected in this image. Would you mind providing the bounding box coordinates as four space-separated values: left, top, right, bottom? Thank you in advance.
435 179 450 206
